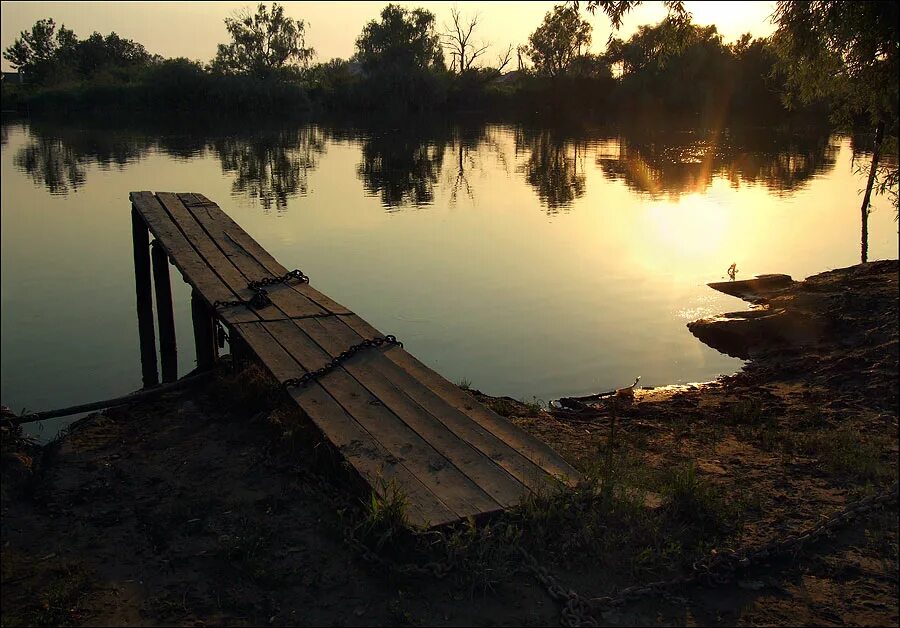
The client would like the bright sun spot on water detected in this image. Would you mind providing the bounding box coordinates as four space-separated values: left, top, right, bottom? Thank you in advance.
646 193 731 265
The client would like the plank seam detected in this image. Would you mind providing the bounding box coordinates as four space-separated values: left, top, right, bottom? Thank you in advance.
168 195 502 513
246 320 474 520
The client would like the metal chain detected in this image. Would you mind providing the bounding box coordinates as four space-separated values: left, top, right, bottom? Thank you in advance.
297 452 894 627
342 527 456 579
213 269 308 310
522 482 898 627
282 335 403 389
213 289 271 310
247 269 309 290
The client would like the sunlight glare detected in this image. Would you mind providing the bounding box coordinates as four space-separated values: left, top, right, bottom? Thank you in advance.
641 193 731 276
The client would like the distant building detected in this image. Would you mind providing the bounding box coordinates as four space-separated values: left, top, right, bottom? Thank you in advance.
493 70 522 85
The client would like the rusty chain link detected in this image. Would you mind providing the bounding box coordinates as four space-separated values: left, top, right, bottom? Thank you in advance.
282 335 403 390
520 481 898 627
342 528 456 579
213 269 309 310
247 268 309 290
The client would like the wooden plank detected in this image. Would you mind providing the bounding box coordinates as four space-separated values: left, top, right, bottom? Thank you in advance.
341 314 580 485
134 191 579 525
234 320 458 528
158 192 328 320
151 241 178 383
174 194 537 506
191 290 218 369
129 192 258 326
308 314 557 495
131 206 159 388
298 316 552 496
178 192 352 315
253 319 503 518
171 191 577 488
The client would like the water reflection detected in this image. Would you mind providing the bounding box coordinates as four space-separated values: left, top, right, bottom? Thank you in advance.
516 128 588 212
356 127 448 209
212 127 326 212
597 128 838 198
156 134 209 160
9 119 846 214
13 124 153 194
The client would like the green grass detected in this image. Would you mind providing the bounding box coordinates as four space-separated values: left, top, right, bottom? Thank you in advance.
661 462 736 531
349 478 410 553
789 427 891 481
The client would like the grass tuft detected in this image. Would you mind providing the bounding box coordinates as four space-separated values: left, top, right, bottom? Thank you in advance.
350 478 409 552
790 427 891 481
661 462 737 531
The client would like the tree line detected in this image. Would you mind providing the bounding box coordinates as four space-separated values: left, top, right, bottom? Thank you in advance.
0 2 856 120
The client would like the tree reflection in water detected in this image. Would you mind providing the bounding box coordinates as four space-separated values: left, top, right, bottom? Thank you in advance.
212 127 326 212
453 124 512 205
596 128 838 198
13 124 153 194
515 128 587 213
9 120 850 221
356 127 448 209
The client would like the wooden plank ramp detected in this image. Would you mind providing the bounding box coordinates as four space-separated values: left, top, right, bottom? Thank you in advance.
130 191 580 528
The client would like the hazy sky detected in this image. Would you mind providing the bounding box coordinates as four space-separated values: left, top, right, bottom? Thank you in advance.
1 1 777 72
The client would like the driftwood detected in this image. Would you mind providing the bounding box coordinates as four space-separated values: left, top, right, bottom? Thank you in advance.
3 370 212 426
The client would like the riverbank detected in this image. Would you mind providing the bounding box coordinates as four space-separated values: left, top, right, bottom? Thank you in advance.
2 261 897 626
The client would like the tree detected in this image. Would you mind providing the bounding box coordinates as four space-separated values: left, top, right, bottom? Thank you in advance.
3 18 77 82
212 2 314 77
74 32 151 78
526 5 593 77
496 44 514 72
355 4 444 72
577 0 689 31
442 8 489 74
770 1 898 260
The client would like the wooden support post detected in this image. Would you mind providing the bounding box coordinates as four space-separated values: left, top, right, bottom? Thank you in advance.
151 241 178 383
191 290 217 370
228 333 252 370
131 207 159 388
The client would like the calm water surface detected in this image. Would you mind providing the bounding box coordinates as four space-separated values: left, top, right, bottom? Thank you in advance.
2 117 897 439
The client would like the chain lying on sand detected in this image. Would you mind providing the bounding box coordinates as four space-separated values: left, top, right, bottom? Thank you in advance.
294 448 896 628
520 482 899 627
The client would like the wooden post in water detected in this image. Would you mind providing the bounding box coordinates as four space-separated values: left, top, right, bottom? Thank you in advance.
131 207 159 388
191 290 217 370
151 240 178 383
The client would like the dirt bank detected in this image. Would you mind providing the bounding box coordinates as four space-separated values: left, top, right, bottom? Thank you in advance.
2 261 897 627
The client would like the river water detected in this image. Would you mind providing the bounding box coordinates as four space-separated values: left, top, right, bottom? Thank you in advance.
2 117 897 439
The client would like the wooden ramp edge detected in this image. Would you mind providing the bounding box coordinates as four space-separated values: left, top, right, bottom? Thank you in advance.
130 191 580 528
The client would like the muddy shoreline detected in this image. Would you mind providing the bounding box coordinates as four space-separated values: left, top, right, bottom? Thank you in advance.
2 261 897 626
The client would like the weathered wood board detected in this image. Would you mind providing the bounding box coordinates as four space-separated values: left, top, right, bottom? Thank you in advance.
130 191 580 528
